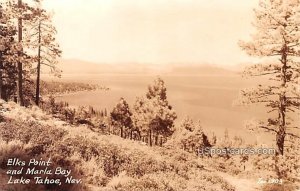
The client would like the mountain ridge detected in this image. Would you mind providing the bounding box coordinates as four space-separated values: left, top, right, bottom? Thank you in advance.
49 59 240 75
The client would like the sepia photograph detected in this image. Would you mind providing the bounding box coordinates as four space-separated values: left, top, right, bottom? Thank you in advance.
0 0 299 190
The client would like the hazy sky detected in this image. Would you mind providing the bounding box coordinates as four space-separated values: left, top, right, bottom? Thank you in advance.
43 0 260 66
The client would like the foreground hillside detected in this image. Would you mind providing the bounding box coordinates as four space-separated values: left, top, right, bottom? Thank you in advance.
0 100 236 191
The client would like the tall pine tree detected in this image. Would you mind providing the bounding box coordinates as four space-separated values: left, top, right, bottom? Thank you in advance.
238 0 300 155
0 1 18 101
132 78 177 146
27 0 61 105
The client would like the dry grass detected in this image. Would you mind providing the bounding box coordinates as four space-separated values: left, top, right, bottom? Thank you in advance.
0 100 236 191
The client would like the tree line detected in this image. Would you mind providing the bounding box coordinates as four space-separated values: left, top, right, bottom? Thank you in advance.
0 0 61 106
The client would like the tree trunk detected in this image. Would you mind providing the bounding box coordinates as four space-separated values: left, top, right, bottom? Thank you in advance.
149 130 152 146
160 136 163 146
137 130 141 141
17 0 24 106
274 43 289 179
276 126 285 156
0 61 3 100
120 126 123 138
35 21 41 106
130 130 133 140
277 44 287 156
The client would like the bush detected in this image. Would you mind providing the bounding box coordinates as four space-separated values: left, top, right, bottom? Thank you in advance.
262 183 296 191
0 120 67 155
0 140 85 191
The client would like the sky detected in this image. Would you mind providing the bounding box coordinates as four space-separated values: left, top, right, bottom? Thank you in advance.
43 0 260 66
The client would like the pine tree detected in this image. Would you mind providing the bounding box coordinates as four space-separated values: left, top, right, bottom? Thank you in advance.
16 0 24 105
0 1 18 101
132 96 151 141
174 118 211 153
211 132 217 145
132 78 177 146
172 116 195 150
1 0 42 105
238 0 300 155
27 0 61 105
147 78 177 138
111 97 133 138
180 116 195 132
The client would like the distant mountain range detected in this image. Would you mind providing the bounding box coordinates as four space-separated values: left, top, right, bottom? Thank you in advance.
48 59 242 76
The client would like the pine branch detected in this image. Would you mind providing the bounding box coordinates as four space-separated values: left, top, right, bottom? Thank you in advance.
267 108 278 113
286 133 300 139
287 126 300 130
41 62 55 69
258 125 277 133
28 31 39 37
286 108 295 112
289 42 300 48
250 71 280 76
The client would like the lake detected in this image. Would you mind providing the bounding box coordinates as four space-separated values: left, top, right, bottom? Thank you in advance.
53 73 275 143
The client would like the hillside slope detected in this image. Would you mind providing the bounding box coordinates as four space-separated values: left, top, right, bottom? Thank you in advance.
0 100 236 191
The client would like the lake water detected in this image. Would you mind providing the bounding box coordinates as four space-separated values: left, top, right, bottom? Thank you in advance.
54 73 273 142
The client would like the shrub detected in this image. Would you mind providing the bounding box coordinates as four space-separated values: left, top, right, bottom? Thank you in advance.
262 183 296 191
0 140 85 191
